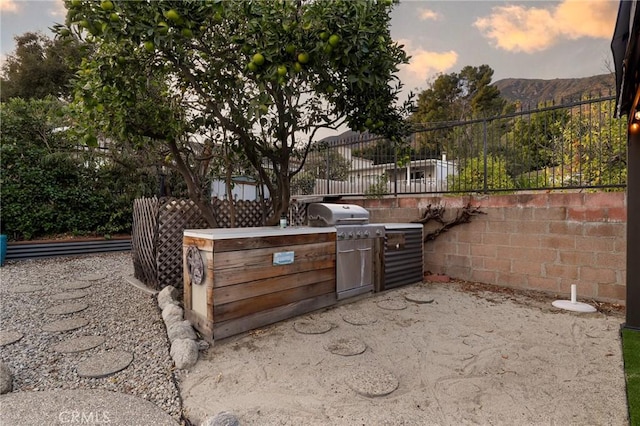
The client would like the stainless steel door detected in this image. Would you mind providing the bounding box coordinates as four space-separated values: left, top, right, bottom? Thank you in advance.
336 238 374 299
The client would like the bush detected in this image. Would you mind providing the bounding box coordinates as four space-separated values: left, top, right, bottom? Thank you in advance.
0 97 157 240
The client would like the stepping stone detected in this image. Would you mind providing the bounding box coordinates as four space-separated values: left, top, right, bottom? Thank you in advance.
61 281 92 290
324 337 367 356
293 320 332 335
8 285 43 294
341 311 378 326
45 302 89 315
376 299 407 311
404 292 435 304
346 367 399 397
78 273 106 281
76 350 133 378
0 331 24 346
51 336 105 353
50 290 89 301
42 317 89 332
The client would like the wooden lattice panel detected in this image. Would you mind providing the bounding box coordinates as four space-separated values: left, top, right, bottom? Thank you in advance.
132 197 159 289
157 198 209 290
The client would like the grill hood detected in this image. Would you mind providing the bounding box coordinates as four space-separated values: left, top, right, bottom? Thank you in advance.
307 203 370 227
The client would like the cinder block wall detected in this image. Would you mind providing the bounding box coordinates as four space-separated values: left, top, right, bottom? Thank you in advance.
352 192 627 305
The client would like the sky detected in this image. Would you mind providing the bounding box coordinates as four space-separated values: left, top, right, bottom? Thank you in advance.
0 0 620 104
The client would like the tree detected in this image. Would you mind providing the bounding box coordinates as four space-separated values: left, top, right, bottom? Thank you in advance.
60 0 411 225
305 148 351 181
0 32 84 101
409 65 509 158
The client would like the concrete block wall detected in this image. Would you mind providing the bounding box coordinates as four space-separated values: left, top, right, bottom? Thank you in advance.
352 192 627 305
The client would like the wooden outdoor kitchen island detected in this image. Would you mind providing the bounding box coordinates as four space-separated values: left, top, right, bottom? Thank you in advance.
183 226 337 341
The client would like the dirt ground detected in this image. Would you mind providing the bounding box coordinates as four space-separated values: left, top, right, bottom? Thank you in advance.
179 281 628 425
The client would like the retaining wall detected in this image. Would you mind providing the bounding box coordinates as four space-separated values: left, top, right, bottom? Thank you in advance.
354 192 626 305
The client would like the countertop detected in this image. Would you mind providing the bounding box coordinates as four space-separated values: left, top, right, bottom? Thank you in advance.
184 226 337 240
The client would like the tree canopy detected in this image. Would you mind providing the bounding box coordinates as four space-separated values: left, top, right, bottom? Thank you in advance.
0 32 84 101
60 0 411 225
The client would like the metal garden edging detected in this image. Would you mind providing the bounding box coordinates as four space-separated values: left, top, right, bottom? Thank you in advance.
5 238 132 261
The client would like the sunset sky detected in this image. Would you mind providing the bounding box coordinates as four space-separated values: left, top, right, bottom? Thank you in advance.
1 0 619 103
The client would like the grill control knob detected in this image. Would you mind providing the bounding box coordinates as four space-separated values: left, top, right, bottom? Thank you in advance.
337 232 345 239
376 229 382 236
348 231 354 238
364 230 370 238
356 231 362 238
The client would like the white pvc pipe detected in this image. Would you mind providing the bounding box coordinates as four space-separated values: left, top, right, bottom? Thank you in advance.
571 284 577 304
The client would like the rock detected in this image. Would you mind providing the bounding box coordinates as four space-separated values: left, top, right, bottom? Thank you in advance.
201 411 240 426
167 320 197 342
157 285 179 310
170 339 198 370
162 304 184 324
0 362 13 394
197 340 211 351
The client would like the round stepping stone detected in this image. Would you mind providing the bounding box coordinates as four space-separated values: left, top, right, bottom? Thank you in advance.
341 311 378 326
50 290 88 301
376 299 407 311
293 320 332 335
51 336 105 353
324 337 367 356
42 317 89 332
404 292 435 304
76 350 133 378
0 330 24 346
8 284 43 294
78 273 106 281
61 281 92 290
45 302 88 315
347 367 399 397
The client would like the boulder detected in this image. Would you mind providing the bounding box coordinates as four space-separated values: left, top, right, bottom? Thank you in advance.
162 304 184 324
201 411 240 426
170 338 198 370
167 320 197 342
0 362 13 394
157 285 179 310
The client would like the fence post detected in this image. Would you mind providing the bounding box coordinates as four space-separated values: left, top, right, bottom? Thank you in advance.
393 145 398 197
483 118 488 193
326 147 330 195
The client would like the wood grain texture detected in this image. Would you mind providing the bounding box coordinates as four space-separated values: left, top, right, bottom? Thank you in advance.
213 293 337 340
213 231 335 252
214 279 335 323
214 257 335 287
212 242 335 272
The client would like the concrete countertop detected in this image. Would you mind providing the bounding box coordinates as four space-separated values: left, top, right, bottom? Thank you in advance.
184 226 336 240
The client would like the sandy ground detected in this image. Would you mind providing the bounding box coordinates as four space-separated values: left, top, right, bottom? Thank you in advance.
179 281 628 425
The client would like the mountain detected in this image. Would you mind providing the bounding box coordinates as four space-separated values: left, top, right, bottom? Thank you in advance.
492 73 615 107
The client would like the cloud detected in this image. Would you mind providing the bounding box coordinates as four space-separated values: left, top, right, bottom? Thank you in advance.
418 8 441 21
49 0 66 17
0 0 20 13
397 39 458 89
474 0 618 53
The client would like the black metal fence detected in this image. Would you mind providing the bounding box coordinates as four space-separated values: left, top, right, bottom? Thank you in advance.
292 95 627 197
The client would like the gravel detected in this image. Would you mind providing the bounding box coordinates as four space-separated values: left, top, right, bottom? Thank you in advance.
0 252 182 421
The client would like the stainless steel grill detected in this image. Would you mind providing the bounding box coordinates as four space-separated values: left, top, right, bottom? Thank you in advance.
307 203 385 300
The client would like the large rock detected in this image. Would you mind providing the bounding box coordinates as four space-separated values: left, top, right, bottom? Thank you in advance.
167 320 197 342
162 304 184 324
201 411 240 426
170 339 198 370
0 362 13 394
157 285 180 310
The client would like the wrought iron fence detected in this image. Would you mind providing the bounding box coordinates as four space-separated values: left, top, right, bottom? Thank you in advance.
292 95 627 197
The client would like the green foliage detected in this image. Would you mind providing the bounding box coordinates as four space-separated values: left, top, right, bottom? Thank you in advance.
0 32 84 101
0 97 157 241
365 173 389 199
60 0 410 223
622 329 640 426
448 154 514 193
291 171 316 195
304 149 351 181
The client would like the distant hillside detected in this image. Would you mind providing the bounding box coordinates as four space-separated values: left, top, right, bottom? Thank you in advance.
493 73 615 107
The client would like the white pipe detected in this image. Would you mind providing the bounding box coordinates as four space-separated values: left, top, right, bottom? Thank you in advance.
571 284 577 304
